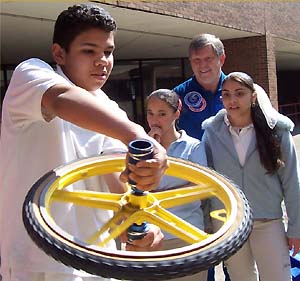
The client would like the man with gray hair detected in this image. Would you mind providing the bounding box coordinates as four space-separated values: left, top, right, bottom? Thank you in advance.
173 33 226 140
173 33 230 281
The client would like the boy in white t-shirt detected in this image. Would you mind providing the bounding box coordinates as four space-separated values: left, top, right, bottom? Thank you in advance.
0 3 167 281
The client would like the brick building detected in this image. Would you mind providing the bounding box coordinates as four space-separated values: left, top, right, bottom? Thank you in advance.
1 1 300 127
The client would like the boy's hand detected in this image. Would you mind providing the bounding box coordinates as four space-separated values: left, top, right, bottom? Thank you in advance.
120 224 164 251
120 139 168 191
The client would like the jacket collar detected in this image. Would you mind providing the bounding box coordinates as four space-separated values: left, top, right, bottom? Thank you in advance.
203 109 257 163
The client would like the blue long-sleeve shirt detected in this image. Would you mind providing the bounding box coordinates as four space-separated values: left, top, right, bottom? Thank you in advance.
173 72 226 140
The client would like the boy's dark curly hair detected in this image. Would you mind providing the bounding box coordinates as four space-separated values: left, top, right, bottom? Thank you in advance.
53 3 117 52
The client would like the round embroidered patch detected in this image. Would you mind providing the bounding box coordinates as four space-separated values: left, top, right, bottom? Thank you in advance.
184 91 207 112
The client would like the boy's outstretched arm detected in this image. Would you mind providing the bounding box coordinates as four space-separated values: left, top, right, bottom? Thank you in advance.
42 84 168 191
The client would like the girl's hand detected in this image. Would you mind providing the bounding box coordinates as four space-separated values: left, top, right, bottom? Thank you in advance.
148 126 163 143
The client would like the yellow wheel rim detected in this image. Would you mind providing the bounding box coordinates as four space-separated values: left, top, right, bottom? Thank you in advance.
38 154 238 252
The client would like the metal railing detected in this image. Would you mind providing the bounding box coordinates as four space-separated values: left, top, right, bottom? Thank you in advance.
279 102 300 124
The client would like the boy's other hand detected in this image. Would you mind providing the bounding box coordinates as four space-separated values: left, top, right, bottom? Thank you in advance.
120 139 168 191
120 224 164 251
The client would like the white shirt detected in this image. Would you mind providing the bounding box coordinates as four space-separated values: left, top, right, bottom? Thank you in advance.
0 58 126 276
224 114 255 166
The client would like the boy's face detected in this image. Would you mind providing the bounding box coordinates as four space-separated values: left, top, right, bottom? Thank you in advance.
53 28 115 92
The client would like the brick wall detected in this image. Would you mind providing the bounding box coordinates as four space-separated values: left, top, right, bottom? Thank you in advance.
105 1 266 32
97 1 300 108
100 1 300 42
268 2 300 41
223 35 278 109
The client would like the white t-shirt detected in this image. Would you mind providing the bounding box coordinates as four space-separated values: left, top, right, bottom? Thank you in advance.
0 58 127 276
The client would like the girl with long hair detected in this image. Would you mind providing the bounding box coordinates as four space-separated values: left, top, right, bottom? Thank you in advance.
202 72 300 281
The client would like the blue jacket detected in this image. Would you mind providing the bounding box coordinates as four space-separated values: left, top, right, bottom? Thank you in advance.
202 109 300 237
173 72 226 140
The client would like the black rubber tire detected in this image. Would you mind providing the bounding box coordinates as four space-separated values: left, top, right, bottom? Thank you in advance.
23 156 253 280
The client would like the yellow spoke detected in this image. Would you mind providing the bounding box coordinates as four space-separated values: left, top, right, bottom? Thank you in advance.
210 209 227 223
140 207 210 244
152 184 216 209
86 208 129 245
96 210 146 247
51 190 123 212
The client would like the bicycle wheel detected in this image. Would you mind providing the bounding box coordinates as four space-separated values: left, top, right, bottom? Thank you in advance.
23 154 252 280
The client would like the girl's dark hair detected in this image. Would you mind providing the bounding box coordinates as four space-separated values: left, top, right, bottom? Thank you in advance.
147 89 182 112
224 72 284 174
53 4 116 52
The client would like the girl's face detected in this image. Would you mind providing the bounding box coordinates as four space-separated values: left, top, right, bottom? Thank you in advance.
221 79 257 126
146 96 179 135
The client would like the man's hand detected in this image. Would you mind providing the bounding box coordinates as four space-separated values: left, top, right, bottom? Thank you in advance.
120 224 164 251
120 138 168 191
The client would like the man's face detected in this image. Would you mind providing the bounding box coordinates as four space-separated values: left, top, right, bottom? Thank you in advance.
189 45 225 90
55 28 114 92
